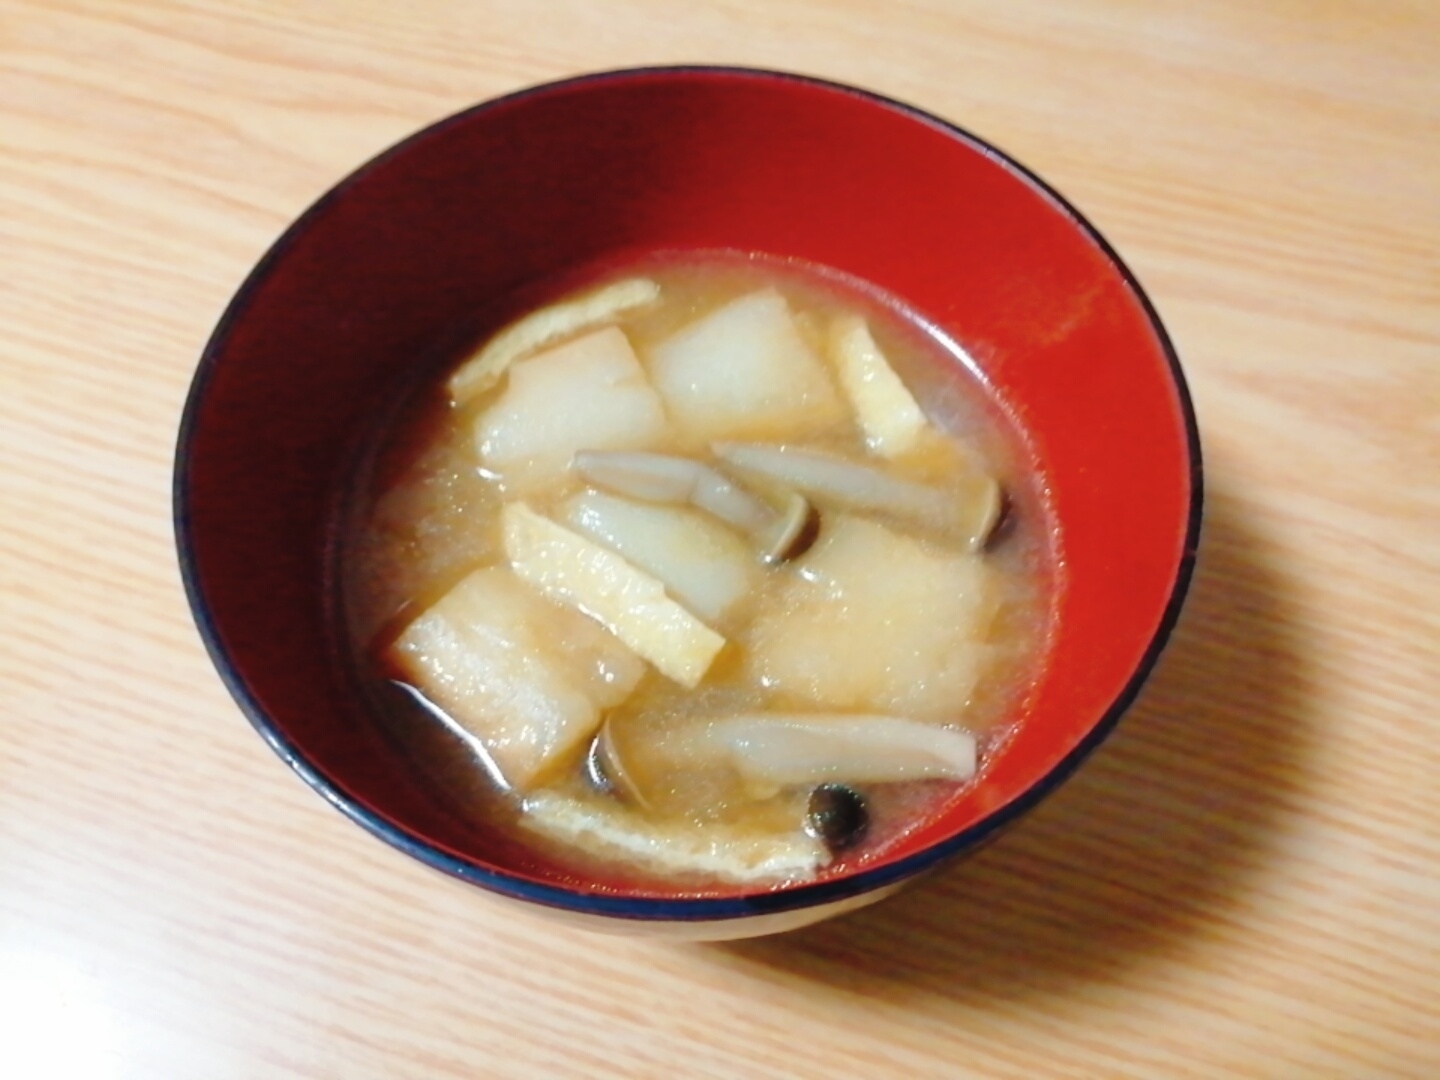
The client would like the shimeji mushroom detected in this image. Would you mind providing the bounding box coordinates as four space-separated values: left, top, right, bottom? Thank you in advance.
573 450 819 564
715 441 1003 552
595 710 976 813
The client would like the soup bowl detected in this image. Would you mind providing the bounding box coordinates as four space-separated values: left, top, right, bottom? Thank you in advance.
175 66 1201 939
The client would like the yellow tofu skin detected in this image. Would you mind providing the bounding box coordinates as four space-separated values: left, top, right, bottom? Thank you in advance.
502 503 726 688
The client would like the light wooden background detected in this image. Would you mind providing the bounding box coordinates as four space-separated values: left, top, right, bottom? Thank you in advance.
2 2 1436 1077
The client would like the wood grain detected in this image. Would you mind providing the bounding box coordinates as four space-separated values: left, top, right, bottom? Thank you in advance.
2 1 1436 1076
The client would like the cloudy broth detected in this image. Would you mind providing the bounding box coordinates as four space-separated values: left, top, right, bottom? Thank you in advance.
335 252 1054 895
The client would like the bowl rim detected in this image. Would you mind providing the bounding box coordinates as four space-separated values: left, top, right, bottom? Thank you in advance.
175 63 1203 924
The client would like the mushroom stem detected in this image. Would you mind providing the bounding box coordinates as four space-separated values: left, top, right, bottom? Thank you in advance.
572 450 817 564
705 713 978 785
714 442 1002 551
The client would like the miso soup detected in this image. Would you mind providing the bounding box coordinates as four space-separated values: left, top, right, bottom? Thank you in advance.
335 253 1054 894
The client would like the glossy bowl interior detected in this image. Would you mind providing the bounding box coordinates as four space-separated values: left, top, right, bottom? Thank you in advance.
176 67 1200 937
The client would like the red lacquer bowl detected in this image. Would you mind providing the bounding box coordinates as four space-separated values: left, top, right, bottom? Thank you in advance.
175 67 1201 938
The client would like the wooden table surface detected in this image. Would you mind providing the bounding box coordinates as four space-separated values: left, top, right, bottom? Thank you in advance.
3 1 1436 1076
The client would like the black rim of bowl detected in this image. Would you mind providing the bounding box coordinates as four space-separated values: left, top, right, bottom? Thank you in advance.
174 64 1204 925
